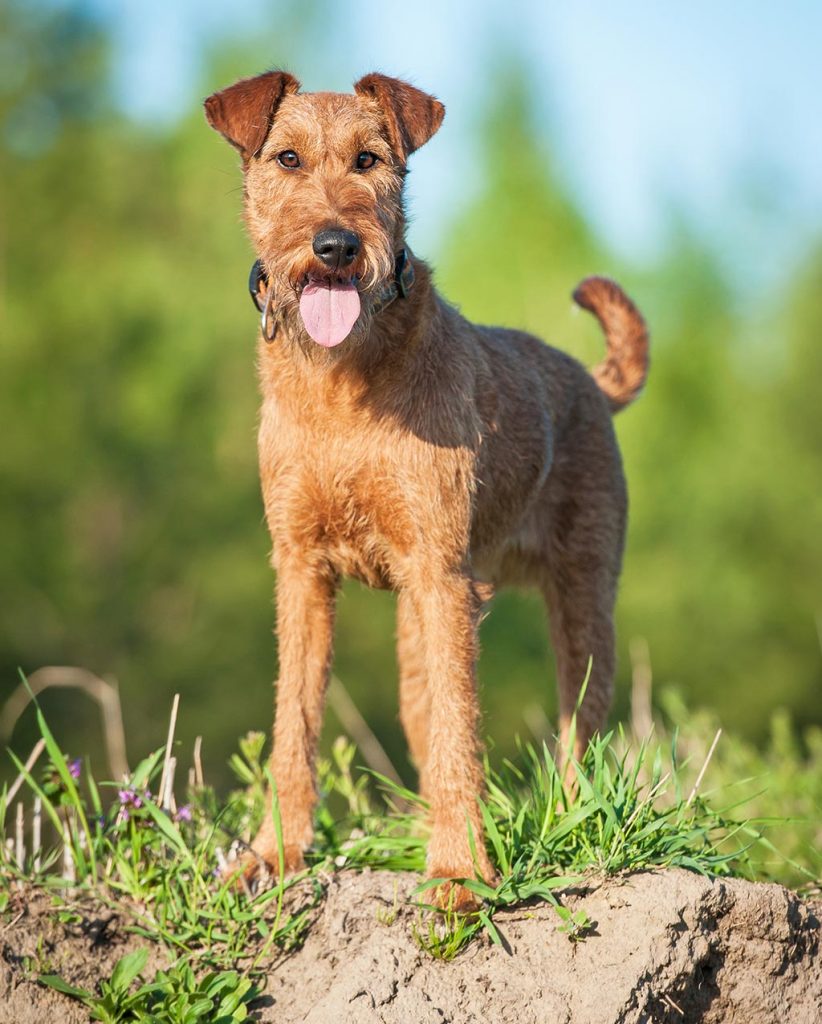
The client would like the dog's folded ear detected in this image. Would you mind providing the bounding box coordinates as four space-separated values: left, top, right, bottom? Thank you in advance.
354 73 445 162
204 71 301 161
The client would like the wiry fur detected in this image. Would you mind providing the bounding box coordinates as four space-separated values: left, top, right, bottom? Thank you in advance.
204 70 649 904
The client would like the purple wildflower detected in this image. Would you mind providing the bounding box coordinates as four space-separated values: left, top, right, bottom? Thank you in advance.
68 758 82 780
117 787 144 810
175 804 192 823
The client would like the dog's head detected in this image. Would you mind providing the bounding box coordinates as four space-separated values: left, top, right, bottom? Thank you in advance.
204 71 444 350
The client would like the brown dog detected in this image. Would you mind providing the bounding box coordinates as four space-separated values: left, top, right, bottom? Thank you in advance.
204 71 649 899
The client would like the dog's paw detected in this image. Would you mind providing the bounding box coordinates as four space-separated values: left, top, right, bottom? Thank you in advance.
425 851 498 914
426 823 496 904
223 837 306 894
425 876 482 914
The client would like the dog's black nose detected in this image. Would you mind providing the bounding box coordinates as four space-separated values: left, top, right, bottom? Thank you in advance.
312 228 360 270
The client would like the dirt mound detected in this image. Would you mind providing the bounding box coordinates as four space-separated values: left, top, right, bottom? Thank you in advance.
2 869 819 1023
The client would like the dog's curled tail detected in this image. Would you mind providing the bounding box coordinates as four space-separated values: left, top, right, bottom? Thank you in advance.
574 276 649 413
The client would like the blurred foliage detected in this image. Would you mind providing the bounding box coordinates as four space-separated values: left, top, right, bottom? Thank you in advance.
657 691 822 888
1 1 820 795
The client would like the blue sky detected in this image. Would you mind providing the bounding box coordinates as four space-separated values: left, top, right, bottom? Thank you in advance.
88 0 822 290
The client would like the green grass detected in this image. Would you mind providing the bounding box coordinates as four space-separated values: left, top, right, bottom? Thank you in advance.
1 691 818 1008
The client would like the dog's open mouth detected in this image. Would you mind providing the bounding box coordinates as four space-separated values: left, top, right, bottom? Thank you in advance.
298 276 360 348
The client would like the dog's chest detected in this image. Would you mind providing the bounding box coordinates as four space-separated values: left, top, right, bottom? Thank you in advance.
257 398 420 587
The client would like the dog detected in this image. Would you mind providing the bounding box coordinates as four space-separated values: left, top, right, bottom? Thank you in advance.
204 70 649 903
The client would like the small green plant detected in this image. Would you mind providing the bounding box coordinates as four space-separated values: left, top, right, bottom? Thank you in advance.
39 950 258 1023
20 935 55 981
137 962 259 1023
553 904 594 942
375 878 401 926
411 904 484 961
40 948 150 1023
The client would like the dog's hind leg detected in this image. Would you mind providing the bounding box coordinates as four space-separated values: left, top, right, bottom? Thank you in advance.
542 570 617 781
539 477 626 783
397 590 430 799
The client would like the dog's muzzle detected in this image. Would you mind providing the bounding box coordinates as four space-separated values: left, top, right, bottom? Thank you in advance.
248 248 415 344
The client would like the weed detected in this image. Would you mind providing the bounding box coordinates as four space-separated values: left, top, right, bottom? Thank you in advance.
375 878 401 927
411 904 484 961
40 949 258 1023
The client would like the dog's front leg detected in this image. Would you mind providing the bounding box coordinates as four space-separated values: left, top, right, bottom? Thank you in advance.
397 589 430 799
247 557 337 879
411 569 495 905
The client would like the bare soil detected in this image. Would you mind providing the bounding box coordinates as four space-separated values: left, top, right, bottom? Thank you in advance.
1 868 819 1023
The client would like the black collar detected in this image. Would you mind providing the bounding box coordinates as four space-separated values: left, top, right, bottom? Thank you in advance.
248 248 415 336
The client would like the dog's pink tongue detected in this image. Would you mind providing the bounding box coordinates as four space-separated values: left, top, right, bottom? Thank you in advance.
299 280 361 347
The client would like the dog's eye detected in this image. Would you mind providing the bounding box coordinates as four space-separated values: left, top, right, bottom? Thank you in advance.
355 151 379 170
277 150 301 169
